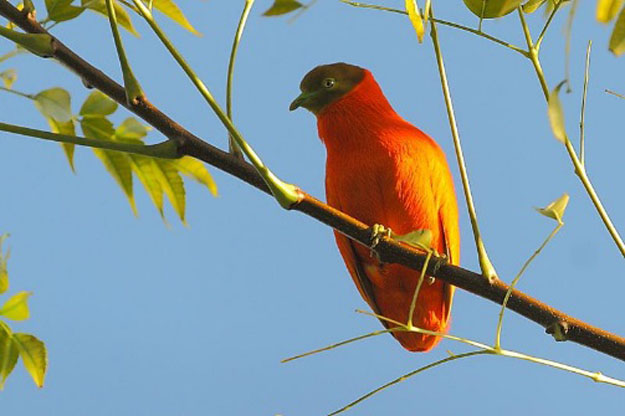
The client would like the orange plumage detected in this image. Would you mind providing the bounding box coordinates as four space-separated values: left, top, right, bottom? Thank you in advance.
292 64 460 351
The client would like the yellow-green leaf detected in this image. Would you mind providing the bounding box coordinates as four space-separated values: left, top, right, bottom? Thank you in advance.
0 291 31 321
405 0 425 43
535 193 570 222
463 0 523 19
153 159 185 222
45 0 84 22
0 322 18 390
80 90 118 116
172 157 217 196
48 118 77 171
394 229 433 250
0 69 16 88
115 117 150 141
12 333 47 388
33 88 72 123
149 0 200 35
263 0 302 16
81 116 136 214
609 5 625 55
522 0 547 13
82 0 139 36
130 154 164 217
0 234 9 295
547 81 568 143
597 0 624 23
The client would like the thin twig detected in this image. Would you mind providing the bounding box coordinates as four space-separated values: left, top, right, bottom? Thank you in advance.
580 40 591 166
226 0 254 160
536 0 563 50
605 89 625 100
430 7 498 280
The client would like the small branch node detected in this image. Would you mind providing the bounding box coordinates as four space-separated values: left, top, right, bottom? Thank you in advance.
546 321 570 342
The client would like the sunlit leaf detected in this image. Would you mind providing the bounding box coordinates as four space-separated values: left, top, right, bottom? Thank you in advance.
547 81 568 143
597 0 624 23
0 322 18 390
171 157 217 196
45 0 84 22
263 0 302 16
47 118 77 171
463 0 523 19
522 0 547 13
609 5 625 55
405 0 425 43
0 69 17 88
148 0 200 35
0 234 9 295
12 333 47 388
82 0 139 36
114 117 150 140
81 116 136 213
153 159 185 222
536 193 570 222
33 88 72 123
0 291 31 321
394 229 433 250
130 155 164 217
80 90 118 116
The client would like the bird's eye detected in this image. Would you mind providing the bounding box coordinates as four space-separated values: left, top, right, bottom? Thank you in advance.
323 78 336 89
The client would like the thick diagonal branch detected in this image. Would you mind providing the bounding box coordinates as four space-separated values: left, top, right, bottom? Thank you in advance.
1 1 624 362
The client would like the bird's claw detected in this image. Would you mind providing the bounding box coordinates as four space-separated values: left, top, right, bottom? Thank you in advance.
369 224 392 258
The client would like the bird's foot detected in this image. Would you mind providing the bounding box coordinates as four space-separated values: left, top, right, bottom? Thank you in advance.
369 224 392 259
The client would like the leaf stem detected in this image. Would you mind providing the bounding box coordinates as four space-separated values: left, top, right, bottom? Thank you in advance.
494 220 563 350
0 85 34 99
580 40 590 166
535 0 563 50
105 0 144 103
226 0 255 160
129 0 300 209
0 121 178 158
407 250 432 327
605 89 625 100
430 8 497 280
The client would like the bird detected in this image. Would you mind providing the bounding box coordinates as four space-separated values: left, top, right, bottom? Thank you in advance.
290 63 460 352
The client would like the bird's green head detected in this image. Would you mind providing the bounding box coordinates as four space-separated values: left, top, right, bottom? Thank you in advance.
289 62 366 114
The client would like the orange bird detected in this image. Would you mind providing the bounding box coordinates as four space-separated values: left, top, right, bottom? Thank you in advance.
290 63 460 352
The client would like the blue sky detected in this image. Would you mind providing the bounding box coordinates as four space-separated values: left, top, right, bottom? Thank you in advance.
1 0 624 414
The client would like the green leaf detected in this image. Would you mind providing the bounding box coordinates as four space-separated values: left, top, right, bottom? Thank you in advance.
522 0 547 13
130 155 164 217
405 0 425 43
0 322 18 390
114 117 150 140
609 5 625 55
81 116 136 214
149 0 200 35
535 193 570 222
0 234 10 295
0 69 17 89
597 0 624 23
394 229 433 250
153 159 185 222
82 0 139 36
462 0 523 19
263 0 302 16
80 90 118 116
48 118 77 171
172 157 217 196
547 81 568 144
12 333 47 388
33 88 73 123
45 0 84 22
0 291 31 321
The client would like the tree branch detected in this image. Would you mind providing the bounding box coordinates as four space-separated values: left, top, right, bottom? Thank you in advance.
1 0 625 362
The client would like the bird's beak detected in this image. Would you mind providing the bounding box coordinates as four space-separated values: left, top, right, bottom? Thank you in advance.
289 91 315 111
